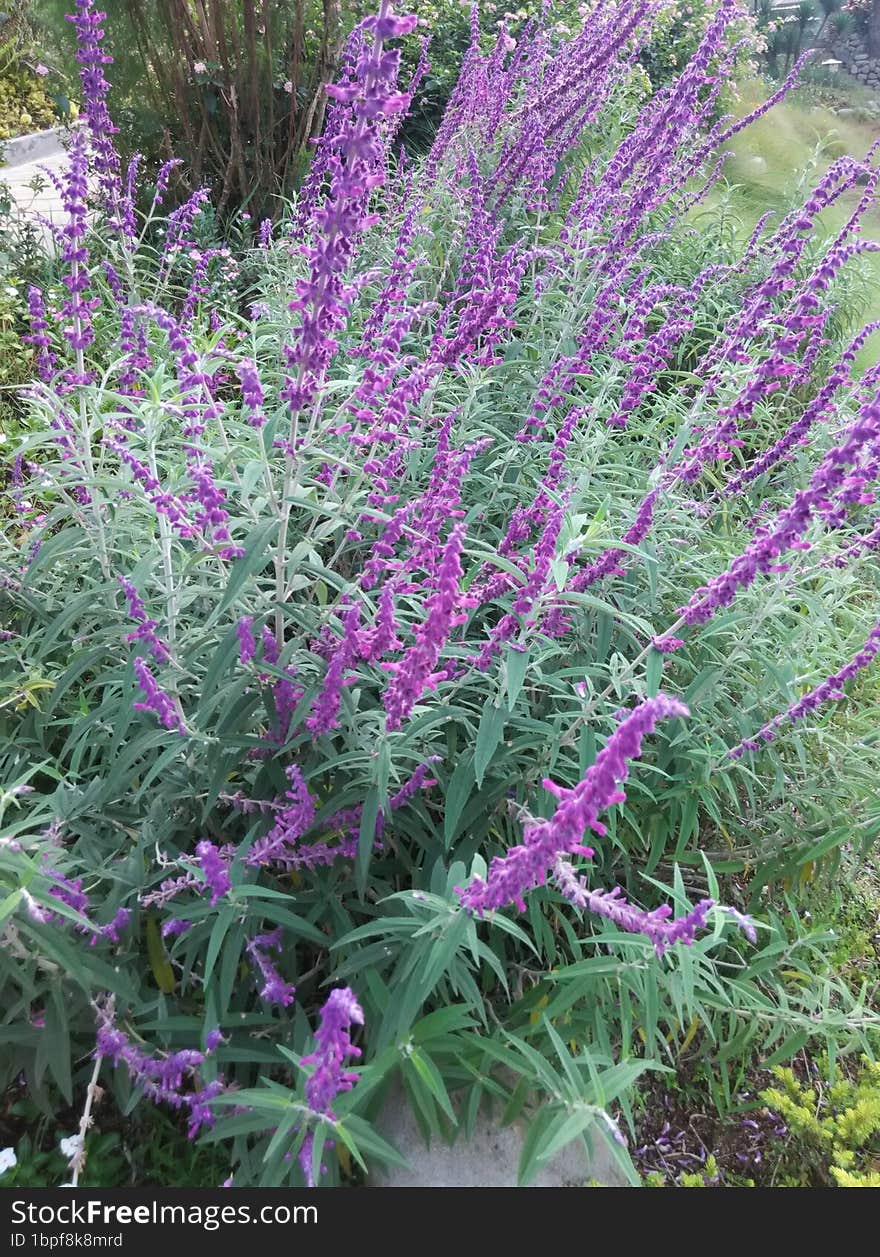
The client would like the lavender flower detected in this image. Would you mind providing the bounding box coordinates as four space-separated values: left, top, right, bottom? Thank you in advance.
286 758 440 870
306 604 361 737
90 907 131 947
25 286 57 382
132 658 186 735
66 0 120 206
553 858 715 956
195 840 231 906
302 986 363 1118
729 617 880 758
680 402 880 626
237 615 256 665
280 3 416 417
58 127 97 364
457 695 688 914
247 766 316 867
95 1003 224 1139
119 577 170 663
246 929 296 1007
383 525 465 730
236 359 266 427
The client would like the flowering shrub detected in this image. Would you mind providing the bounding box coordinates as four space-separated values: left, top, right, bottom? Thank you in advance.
2 0 880 1186
0 64 57 139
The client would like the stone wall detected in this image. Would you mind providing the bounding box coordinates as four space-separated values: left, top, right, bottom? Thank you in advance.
834 33 880 92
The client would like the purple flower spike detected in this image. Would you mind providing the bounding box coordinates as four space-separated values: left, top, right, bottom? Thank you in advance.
132 658 186 735
457 695 688 914
94 1002 225 1139
195 840 231 906
302 988 364 1119
729 617 880 759
237 615 256 665
383 524 465 730
247 765 316 867
554 858 715 956
246 930 296 1007
66 0 120 208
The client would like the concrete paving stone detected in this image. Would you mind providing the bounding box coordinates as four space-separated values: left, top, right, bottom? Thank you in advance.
368 1081 632 1188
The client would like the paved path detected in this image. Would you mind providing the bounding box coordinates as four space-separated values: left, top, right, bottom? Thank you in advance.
1 128 67 236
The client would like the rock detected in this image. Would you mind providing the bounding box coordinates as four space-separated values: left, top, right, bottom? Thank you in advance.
0 126 63 167
0 127 66 240
369 1081 632 1188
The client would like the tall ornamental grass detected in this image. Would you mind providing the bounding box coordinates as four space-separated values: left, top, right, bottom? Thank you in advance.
2 0 879 1186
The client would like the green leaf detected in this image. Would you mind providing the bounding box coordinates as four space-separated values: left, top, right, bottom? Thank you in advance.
505 646 531 710
203 903 237 987
356 787 381 898
645 647 663 698
474 704 505 788
408 1048 457 1124
211 518 279 625
444 753 475 849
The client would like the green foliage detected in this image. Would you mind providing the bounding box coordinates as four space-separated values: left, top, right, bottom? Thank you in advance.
0 1091 231 1185
0 184 50 459
761 1057 880 1186
2 2 880 1189
0 63 55 138
639 1 761 89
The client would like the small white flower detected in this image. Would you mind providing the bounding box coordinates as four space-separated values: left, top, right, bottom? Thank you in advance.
60 1134 83 1161
193 61 207 75
283 80 293 94
0 1147 17 1175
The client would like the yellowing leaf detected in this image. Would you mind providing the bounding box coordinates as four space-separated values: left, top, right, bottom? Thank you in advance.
146 916 176 993
678 1014 700 1056
529 994 549 1026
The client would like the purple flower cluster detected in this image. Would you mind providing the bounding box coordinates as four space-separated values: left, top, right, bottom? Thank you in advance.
58 128 98 364
457 695 688 915
40 867 132 949
247 765 316 867
553 857 716 956
195 840 231 906
25 286 57 382
306 604 361 737
383 525 465 730
286 758 440 871
119 577 170 664
302 988 364 1118
236 359 266 427
105 429 197 541
730 616 880 758
132 658 186 735
569 490 659 594
297 987 364 1187
679 402 880 627
66 0 120 206
95 1003 224 1139
280 3 416 417
246 929 296 1007
237 615 256 665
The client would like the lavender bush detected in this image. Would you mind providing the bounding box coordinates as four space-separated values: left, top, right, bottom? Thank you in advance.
2 0 879 1186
